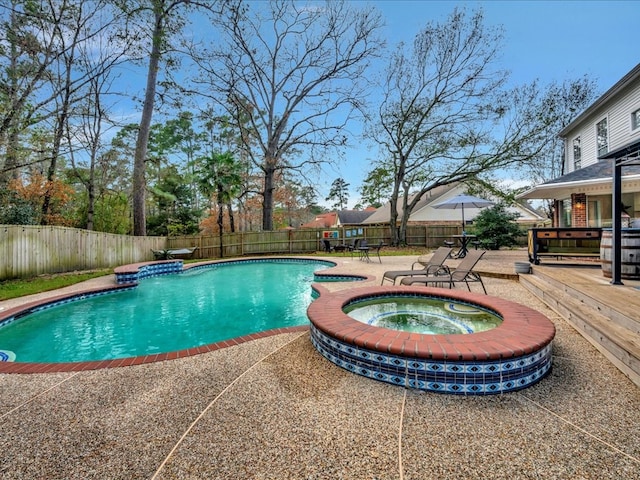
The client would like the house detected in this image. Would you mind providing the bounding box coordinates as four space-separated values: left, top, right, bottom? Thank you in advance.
518 62 640 228
300 209 375 229
363 183 544 227
300 212 338 229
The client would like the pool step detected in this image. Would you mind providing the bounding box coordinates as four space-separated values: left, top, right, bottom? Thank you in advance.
519 268 640 389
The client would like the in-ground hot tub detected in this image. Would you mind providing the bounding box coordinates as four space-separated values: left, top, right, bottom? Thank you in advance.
308 285 555 395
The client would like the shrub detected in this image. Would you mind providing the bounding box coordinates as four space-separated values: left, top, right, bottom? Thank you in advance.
472 204 522 250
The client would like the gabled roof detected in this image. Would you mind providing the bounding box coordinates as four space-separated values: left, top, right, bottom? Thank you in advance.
337 209 374 225
364 183 544 224
300 212 337 229
361 183 456 224
559 62 640 138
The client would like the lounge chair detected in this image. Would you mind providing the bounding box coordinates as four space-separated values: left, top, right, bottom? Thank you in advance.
400 250 487 294
381 246 452 285
152 246 198 260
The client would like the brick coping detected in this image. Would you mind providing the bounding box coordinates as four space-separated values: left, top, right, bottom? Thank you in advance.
0 257 350 374
0 323 309 374
307 284 556 361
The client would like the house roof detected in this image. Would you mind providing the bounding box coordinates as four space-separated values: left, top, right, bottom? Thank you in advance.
364 183 544 224
361 184 456 224
300 212 337 229
558 62 640 138
337 210 375 225
517 160 640 199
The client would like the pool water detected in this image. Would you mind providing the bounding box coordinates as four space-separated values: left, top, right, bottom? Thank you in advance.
344 297 502 335
0 261 327 363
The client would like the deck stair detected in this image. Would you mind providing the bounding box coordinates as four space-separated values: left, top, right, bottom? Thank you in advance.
518 265 640 389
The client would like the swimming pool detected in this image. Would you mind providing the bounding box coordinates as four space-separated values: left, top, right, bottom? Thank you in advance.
0 259 332 364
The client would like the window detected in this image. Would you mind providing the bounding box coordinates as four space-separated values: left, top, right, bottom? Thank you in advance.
632 108 640 131
572 136 581 170
596 118 608 157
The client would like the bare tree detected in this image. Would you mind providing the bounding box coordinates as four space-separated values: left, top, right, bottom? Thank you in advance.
367 8 554 245
190 0 385 231
64 26 131 231
518 76 599 218
0 0 77 186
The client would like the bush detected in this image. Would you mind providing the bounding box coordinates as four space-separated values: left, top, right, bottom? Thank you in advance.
472 204 522 250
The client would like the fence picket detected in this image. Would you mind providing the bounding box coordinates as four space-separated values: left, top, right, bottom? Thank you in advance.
1 223 473 280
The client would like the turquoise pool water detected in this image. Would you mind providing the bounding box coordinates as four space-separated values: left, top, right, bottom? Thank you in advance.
343 296 502 335
0 260 328 363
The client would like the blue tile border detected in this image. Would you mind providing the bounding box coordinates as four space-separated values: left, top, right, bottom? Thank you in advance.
115 257 338 285
309 323 553 395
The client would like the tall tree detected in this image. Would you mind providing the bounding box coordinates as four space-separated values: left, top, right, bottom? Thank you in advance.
0 0 131 221
358 165 393 208
518 77 599 218
118 0 207 236
367 8 555 245
0 0 55 185
326 178 350 211
190 0 384 231
60 1 133 230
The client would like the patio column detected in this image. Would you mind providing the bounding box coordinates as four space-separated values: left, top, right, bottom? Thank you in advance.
611 158 623 285
571 193 587 227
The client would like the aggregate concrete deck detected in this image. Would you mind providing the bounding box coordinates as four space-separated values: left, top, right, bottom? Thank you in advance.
1 250 639 479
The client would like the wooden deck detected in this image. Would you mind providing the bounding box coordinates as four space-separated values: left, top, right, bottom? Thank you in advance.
519 262 640 389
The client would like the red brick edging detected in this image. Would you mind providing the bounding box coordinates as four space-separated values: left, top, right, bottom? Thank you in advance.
308 284 556 361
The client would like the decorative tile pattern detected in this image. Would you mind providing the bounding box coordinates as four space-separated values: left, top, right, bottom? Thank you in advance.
115 261 184 284
313 274 367 282
307 285 556 395
310 324 552 395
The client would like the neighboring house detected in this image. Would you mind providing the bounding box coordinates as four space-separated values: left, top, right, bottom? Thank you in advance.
300 209 375 229
336 208 376 226
300 212 338 229
518 62 640 227
363 183 544 227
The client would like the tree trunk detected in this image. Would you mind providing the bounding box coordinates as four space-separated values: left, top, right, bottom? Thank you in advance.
41 88 71 224
217 198 224 258
132 6 164 236
262 164 276 231
227 202 235 232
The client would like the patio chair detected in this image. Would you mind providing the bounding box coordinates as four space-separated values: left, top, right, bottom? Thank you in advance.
322 239 334 253
369 241 385 263
400 250 487 294
381 246 452 285
347 238 361 258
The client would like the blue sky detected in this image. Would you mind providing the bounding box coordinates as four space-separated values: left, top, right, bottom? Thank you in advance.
328 0 640 207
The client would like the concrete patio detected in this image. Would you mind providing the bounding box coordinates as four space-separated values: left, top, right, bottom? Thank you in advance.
0 250 639 479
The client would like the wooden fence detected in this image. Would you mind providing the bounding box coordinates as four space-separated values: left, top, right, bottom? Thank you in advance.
167 224 463 260
0 225 166 280
1 223 472 280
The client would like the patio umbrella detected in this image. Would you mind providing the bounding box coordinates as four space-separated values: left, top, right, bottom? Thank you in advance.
432 194 494 230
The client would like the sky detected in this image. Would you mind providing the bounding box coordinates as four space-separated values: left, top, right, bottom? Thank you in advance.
325 0 640 208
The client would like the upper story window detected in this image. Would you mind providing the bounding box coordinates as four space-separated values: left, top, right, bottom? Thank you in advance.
596 118 608 157
632 108 640 131
572 136 581 170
